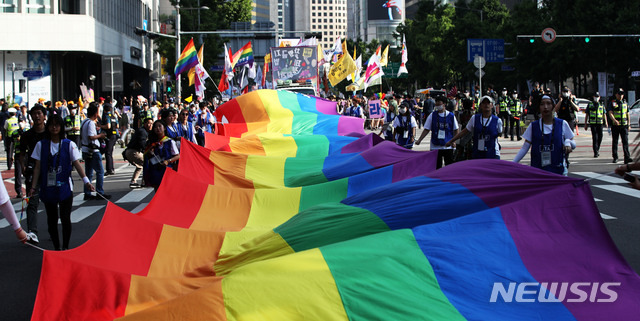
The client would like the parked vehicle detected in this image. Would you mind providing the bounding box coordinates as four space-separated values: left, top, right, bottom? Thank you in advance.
629 99 640 128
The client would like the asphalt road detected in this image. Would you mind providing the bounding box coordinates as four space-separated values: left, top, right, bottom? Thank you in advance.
0 127 638 320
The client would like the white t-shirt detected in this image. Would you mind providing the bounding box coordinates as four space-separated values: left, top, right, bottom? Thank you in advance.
392 115 418 141
466 114 504 156
81 119 99 153
31 140 82 189
521 119 575 145
424 110 459 150
392 115 417 129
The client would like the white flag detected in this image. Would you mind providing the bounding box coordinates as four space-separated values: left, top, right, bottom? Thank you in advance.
397 34 408 77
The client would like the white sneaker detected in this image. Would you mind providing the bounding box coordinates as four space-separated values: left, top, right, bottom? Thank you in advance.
26 232 39 244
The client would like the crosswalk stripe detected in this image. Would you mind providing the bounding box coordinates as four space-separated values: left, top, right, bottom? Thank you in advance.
573 172 628 184
72 193 87 207
600 213 617 220
594 198 603 202
116 188 154 204
69 205 105 223
131 203 149 214
593 184 640 199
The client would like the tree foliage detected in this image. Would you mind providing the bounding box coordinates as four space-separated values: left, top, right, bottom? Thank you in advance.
393 0 640 96
155 0 252 97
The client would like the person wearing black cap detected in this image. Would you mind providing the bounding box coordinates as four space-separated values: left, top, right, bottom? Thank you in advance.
507 90 523 141
607 88 632 164
64 103 82 149
446 95 502 159
584 92 608 157
4 106 19 170
416 95 460 168
18 104 49 244
555 86 578 132
496 88 511 137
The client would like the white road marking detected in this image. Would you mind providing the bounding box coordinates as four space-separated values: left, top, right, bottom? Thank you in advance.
131 203 148 214
573 172 628 184
68 205 106 223
116 188 154 204
593 185 640 199
594 198 603 202
600 213 617 220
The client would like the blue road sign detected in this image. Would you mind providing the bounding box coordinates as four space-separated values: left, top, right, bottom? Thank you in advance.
467 39 505 63
22 70 43 78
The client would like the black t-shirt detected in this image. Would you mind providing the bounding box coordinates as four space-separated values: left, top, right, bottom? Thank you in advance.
127 128 148 152
557 98 576 121
19 128 47 162
530 88 543 111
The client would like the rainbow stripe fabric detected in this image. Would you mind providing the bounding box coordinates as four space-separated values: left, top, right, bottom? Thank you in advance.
31 90 640 320
231 41 254 68
174 38 199 76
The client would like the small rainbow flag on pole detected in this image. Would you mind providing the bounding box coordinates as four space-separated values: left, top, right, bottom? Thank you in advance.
232 41 254 68
174 38 199 76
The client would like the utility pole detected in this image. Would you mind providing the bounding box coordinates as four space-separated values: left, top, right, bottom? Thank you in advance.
176 0 182 100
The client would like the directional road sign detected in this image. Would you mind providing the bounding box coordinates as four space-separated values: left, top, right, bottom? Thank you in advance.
467 39 505 63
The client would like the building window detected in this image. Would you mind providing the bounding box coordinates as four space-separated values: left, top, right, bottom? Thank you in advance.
312 19 316 23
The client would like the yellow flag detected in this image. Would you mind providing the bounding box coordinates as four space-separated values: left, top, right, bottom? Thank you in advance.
188 45 205 86
380 45 389 67
349 46 357 81
184 94 193 103
328 50 357 87
77 95 84 108
317 44 324 64
341 39 348 57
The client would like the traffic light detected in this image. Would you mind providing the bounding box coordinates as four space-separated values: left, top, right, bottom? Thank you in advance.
529 38 535 43
584 37 590 43
167 85 172 93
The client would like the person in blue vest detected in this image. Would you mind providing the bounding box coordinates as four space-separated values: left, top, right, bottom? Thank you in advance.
176 108 197 144
392 101 417 149
378 100 396 141
29 114 94 250
445 95 503 159
415 95 460 168
195 102 214 146
513 95 576 175
143 120 180 191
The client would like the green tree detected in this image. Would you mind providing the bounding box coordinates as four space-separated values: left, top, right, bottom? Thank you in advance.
156 0 252 98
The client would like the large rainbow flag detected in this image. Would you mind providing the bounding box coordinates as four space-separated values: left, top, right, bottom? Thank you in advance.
31 90 640 320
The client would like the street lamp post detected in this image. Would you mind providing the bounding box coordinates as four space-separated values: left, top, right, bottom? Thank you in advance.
176 0 182 100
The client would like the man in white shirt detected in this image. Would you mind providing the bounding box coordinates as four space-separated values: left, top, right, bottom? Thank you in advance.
80 103 111 200
415 95 460 168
